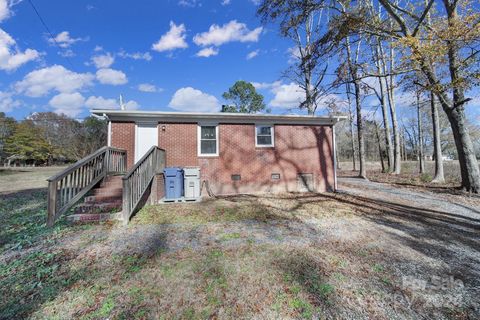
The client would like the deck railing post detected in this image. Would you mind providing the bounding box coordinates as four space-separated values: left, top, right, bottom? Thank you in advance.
47 180 57 227
122 177 130 225
104 148 111 175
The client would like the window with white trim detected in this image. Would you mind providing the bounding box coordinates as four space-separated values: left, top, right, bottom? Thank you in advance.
255 125 274 147
198 125 218 156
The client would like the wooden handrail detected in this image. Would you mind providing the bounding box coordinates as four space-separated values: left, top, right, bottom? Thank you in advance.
46 147 127 226
122 146 166 224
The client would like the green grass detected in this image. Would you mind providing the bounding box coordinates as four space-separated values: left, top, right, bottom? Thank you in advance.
219 232 242 241
0 189 88 254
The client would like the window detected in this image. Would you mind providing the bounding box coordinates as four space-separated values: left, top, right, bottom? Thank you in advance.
231 174 241 181
198 125 218 156
255 125 274 147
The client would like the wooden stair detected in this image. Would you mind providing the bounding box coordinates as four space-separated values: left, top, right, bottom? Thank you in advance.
68 175 123 223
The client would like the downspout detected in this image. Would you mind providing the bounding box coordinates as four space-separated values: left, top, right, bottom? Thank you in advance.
332 124 337 191
107 120 112 147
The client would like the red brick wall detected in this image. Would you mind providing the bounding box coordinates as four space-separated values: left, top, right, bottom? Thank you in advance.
112 121 334 195
158 123 197 167
198 124 334 194
110 122 135 168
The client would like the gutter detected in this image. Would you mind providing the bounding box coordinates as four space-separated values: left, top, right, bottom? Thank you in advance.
91 109 347 126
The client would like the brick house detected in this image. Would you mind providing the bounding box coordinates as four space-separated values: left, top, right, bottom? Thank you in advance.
92 110 345 195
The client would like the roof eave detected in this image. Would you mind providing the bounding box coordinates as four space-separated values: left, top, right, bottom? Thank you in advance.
91 109 347 126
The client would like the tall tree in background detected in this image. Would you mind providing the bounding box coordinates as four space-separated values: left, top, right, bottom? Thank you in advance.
221 80 266 113
4 120 54 165
78 116 108 157
374 0 480 192
430 94 445 182
0 112 16 162
258 0 329 115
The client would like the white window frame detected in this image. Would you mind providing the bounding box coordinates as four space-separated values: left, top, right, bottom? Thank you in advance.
255 125 274 147
197 124 219 157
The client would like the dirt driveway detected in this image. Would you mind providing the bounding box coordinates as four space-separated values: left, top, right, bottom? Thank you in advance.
338 177 480 221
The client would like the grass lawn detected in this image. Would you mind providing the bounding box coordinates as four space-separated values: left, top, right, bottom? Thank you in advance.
1 168 478 319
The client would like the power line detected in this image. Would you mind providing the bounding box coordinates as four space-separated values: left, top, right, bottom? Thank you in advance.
26 0 96 97
26 0 76 71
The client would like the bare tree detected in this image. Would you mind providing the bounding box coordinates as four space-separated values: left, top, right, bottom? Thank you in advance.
258 0 330 115
416 91 425 174
430 93 445 182
375 0 480 192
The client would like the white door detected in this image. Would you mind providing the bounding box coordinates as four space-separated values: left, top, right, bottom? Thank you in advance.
135 123 158 162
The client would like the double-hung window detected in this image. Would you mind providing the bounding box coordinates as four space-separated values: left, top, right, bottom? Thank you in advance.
198 125 218 156
255 125 274 147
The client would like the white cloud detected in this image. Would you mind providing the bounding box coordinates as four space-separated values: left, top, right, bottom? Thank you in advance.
193 20 262 47
94 45 103 52
117 50 152 61
0 28 40 71
48 92 85 117
263 80 343 110
48 31 87 48
138 83 162 93
91 53 114 68
169 87 220 112
287 46 301 64
221 0 231 5
251 80 282 90
85 95 139 110
178 0 200 7
124 100 139 110
96 68 127 85
246 49 259 60
85 96 117 109
0 0 10 22
0 91 20 112
269 82 304 108
152 21 188 52
58 49 75 57
250 0 262 5
196 47 218 57
15 65 94 97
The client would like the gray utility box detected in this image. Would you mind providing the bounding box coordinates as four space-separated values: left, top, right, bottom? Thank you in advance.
184 167 201 199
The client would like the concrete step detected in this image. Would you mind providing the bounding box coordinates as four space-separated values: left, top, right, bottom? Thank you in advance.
67 212 122 223
100 176 123 188
93 188 123 196
84 195 122 203
75 201 122 214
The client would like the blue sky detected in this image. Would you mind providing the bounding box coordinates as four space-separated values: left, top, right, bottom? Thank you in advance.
0 0 308 119
0 0 479 124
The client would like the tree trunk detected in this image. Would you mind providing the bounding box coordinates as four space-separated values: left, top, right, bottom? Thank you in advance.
379 76 393 172
385 43 401 174
417 93 425 174
345 36 366 179
346 82 357 171
375 121 385 173
430 93 445 183
375 39 393 171
354 78 367 179
445 106 480 192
